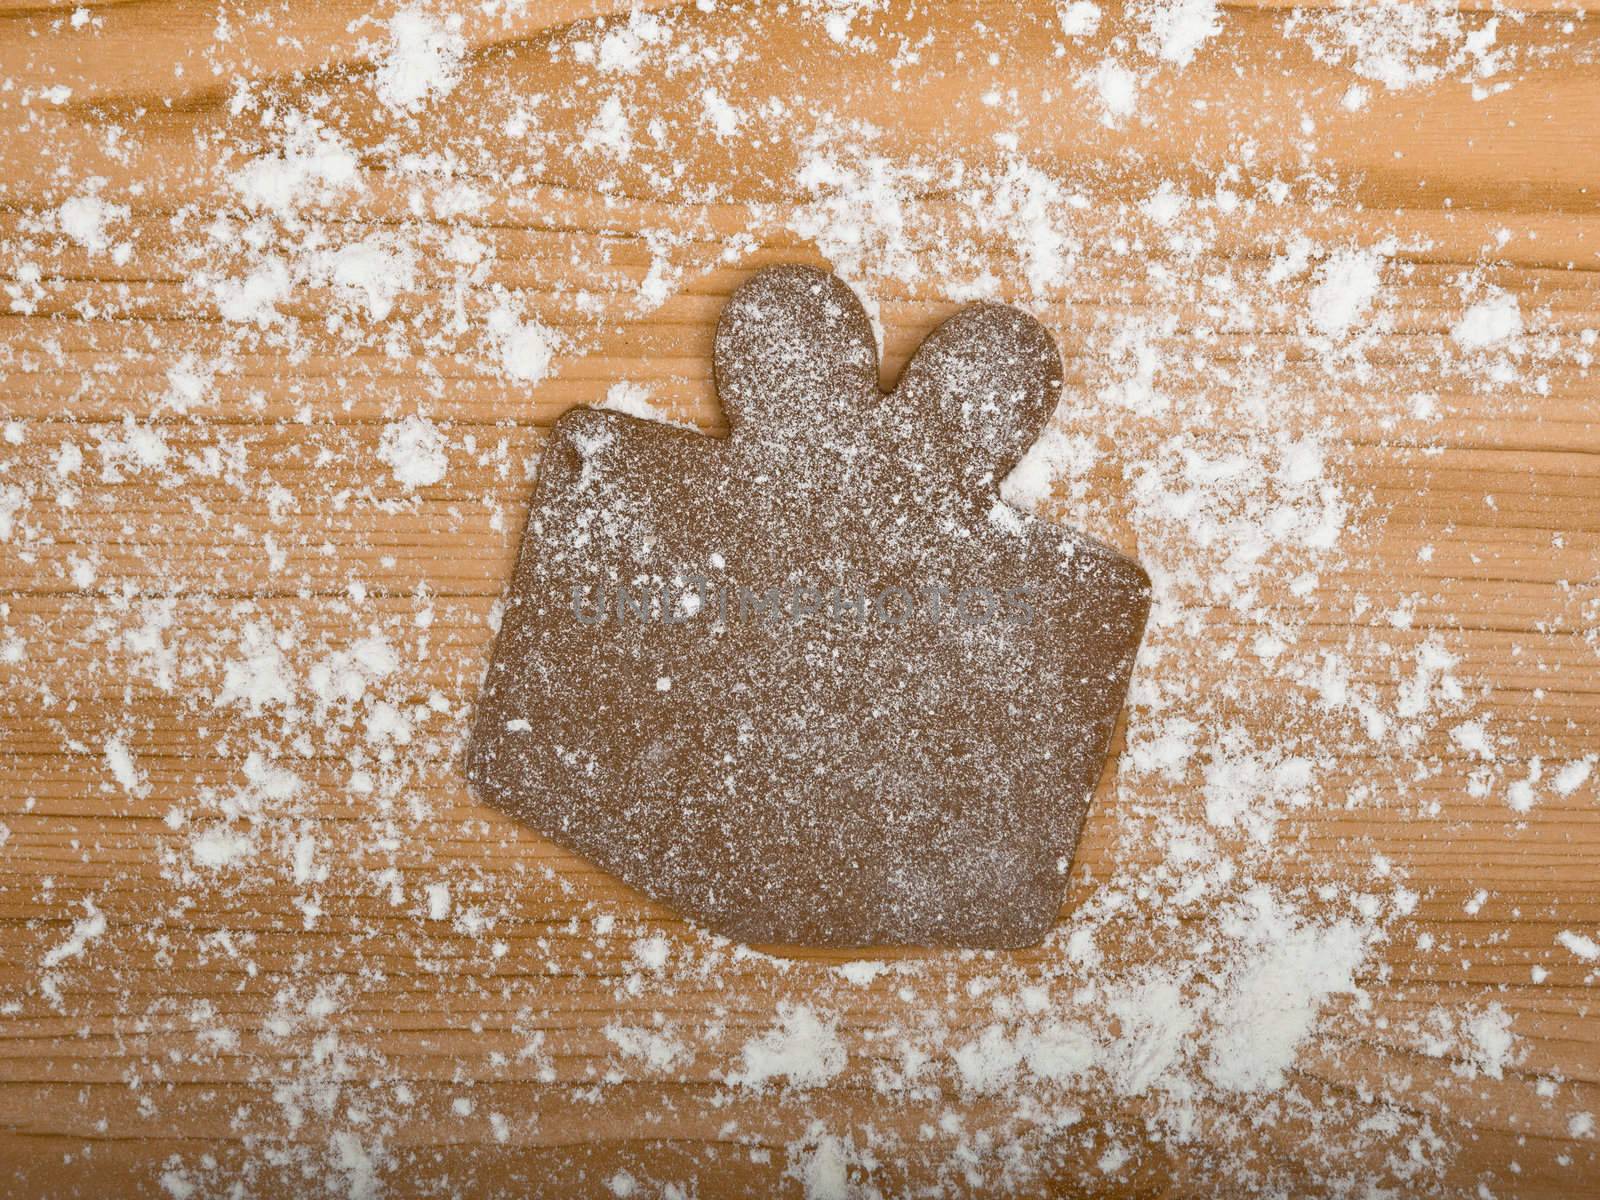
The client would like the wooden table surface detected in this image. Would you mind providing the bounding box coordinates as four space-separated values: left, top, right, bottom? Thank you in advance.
1 2 1597 1197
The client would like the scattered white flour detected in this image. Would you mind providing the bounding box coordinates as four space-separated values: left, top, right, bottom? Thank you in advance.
1090 60 1140 123
1101 976 1194 1096
103 737 148 797
787 1132 862 1200
1452 289 1523 350
1289 0 1500 92
230 116 362 214
378 416 448 489
1057 1 1103 39
6 3 1593 1195
1463 1005 1515 1080
731 1004 847 1089
373 7 465 113
598 381 684 426
317 238 417 322
633 936 670 970
191 828 255 870
426 882 451 920
594 11 665 74
604 1023 687 1071
1141 180 1187 226
41 903 107 968
586 94 634 161
214 624 294 714
1553 757 1595 796
1556 931 1599 961
953 1025 1025 1093
1134 0 1222 68
834 960 889 985
1001 424 1094 512
214 258 291 327
1309 250 1382 337
700 87 743 139
487 303 556 384
98 418 171 478
57 194 126 254
1206 904 1367 1092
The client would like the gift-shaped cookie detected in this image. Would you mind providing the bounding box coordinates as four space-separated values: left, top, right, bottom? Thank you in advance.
466 266 1149 948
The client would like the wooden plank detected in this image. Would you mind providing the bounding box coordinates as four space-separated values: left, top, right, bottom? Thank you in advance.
2 0 1598 1196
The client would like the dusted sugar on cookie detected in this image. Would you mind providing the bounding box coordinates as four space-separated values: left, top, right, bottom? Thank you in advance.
467 265 1150 948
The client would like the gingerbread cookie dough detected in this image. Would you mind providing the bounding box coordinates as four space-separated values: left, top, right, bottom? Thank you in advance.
466 265 1149 948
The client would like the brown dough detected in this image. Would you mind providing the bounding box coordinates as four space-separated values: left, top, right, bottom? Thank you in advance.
466 265 1150 948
